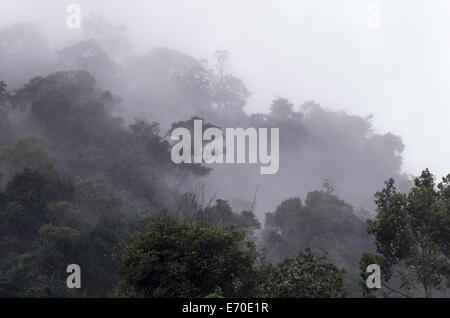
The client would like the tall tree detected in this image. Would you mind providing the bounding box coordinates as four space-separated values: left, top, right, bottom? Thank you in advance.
259 248 347 298
360 169 449 297
119 214 259 297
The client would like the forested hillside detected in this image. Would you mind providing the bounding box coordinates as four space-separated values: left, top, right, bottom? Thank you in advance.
0 19 447 298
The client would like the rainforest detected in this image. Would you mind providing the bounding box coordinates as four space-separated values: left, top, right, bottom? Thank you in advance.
0 1 448 299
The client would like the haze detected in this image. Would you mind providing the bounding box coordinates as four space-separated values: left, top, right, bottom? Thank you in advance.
1 0 449 179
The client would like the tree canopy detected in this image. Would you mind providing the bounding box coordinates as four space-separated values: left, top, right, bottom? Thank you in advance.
360 169 449 297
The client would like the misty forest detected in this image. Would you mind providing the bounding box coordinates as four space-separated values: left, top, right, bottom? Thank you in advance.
0 18 448 298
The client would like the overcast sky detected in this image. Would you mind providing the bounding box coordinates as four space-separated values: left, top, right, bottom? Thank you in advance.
1 0 449 179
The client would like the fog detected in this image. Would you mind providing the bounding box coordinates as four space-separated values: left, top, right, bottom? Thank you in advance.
1 1 449 299
2 0 449 178
0 0 449 216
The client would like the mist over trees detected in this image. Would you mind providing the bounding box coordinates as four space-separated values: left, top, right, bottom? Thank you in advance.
360 170 449 297
0 17 447 298
0 19 411 215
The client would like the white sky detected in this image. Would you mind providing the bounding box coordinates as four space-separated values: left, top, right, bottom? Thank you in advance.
1 0 449 179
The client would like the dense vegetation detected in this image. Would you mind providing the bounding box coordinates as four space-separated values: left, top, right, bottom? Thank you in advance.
0 20 447 298
360 170 449 297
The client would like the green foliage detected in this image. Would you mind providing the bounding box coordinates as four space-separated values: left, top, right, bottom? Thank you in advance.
198 198 260 233
262 190 372 296
3 225 81 297
0 168 75 246
44 202 90 233
0 224 121 297
204 287 224 298
119 214 259 297
259 248 347 298
14 71 121 153
0 134 53 184
0 33 443 300
360 169 449 297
